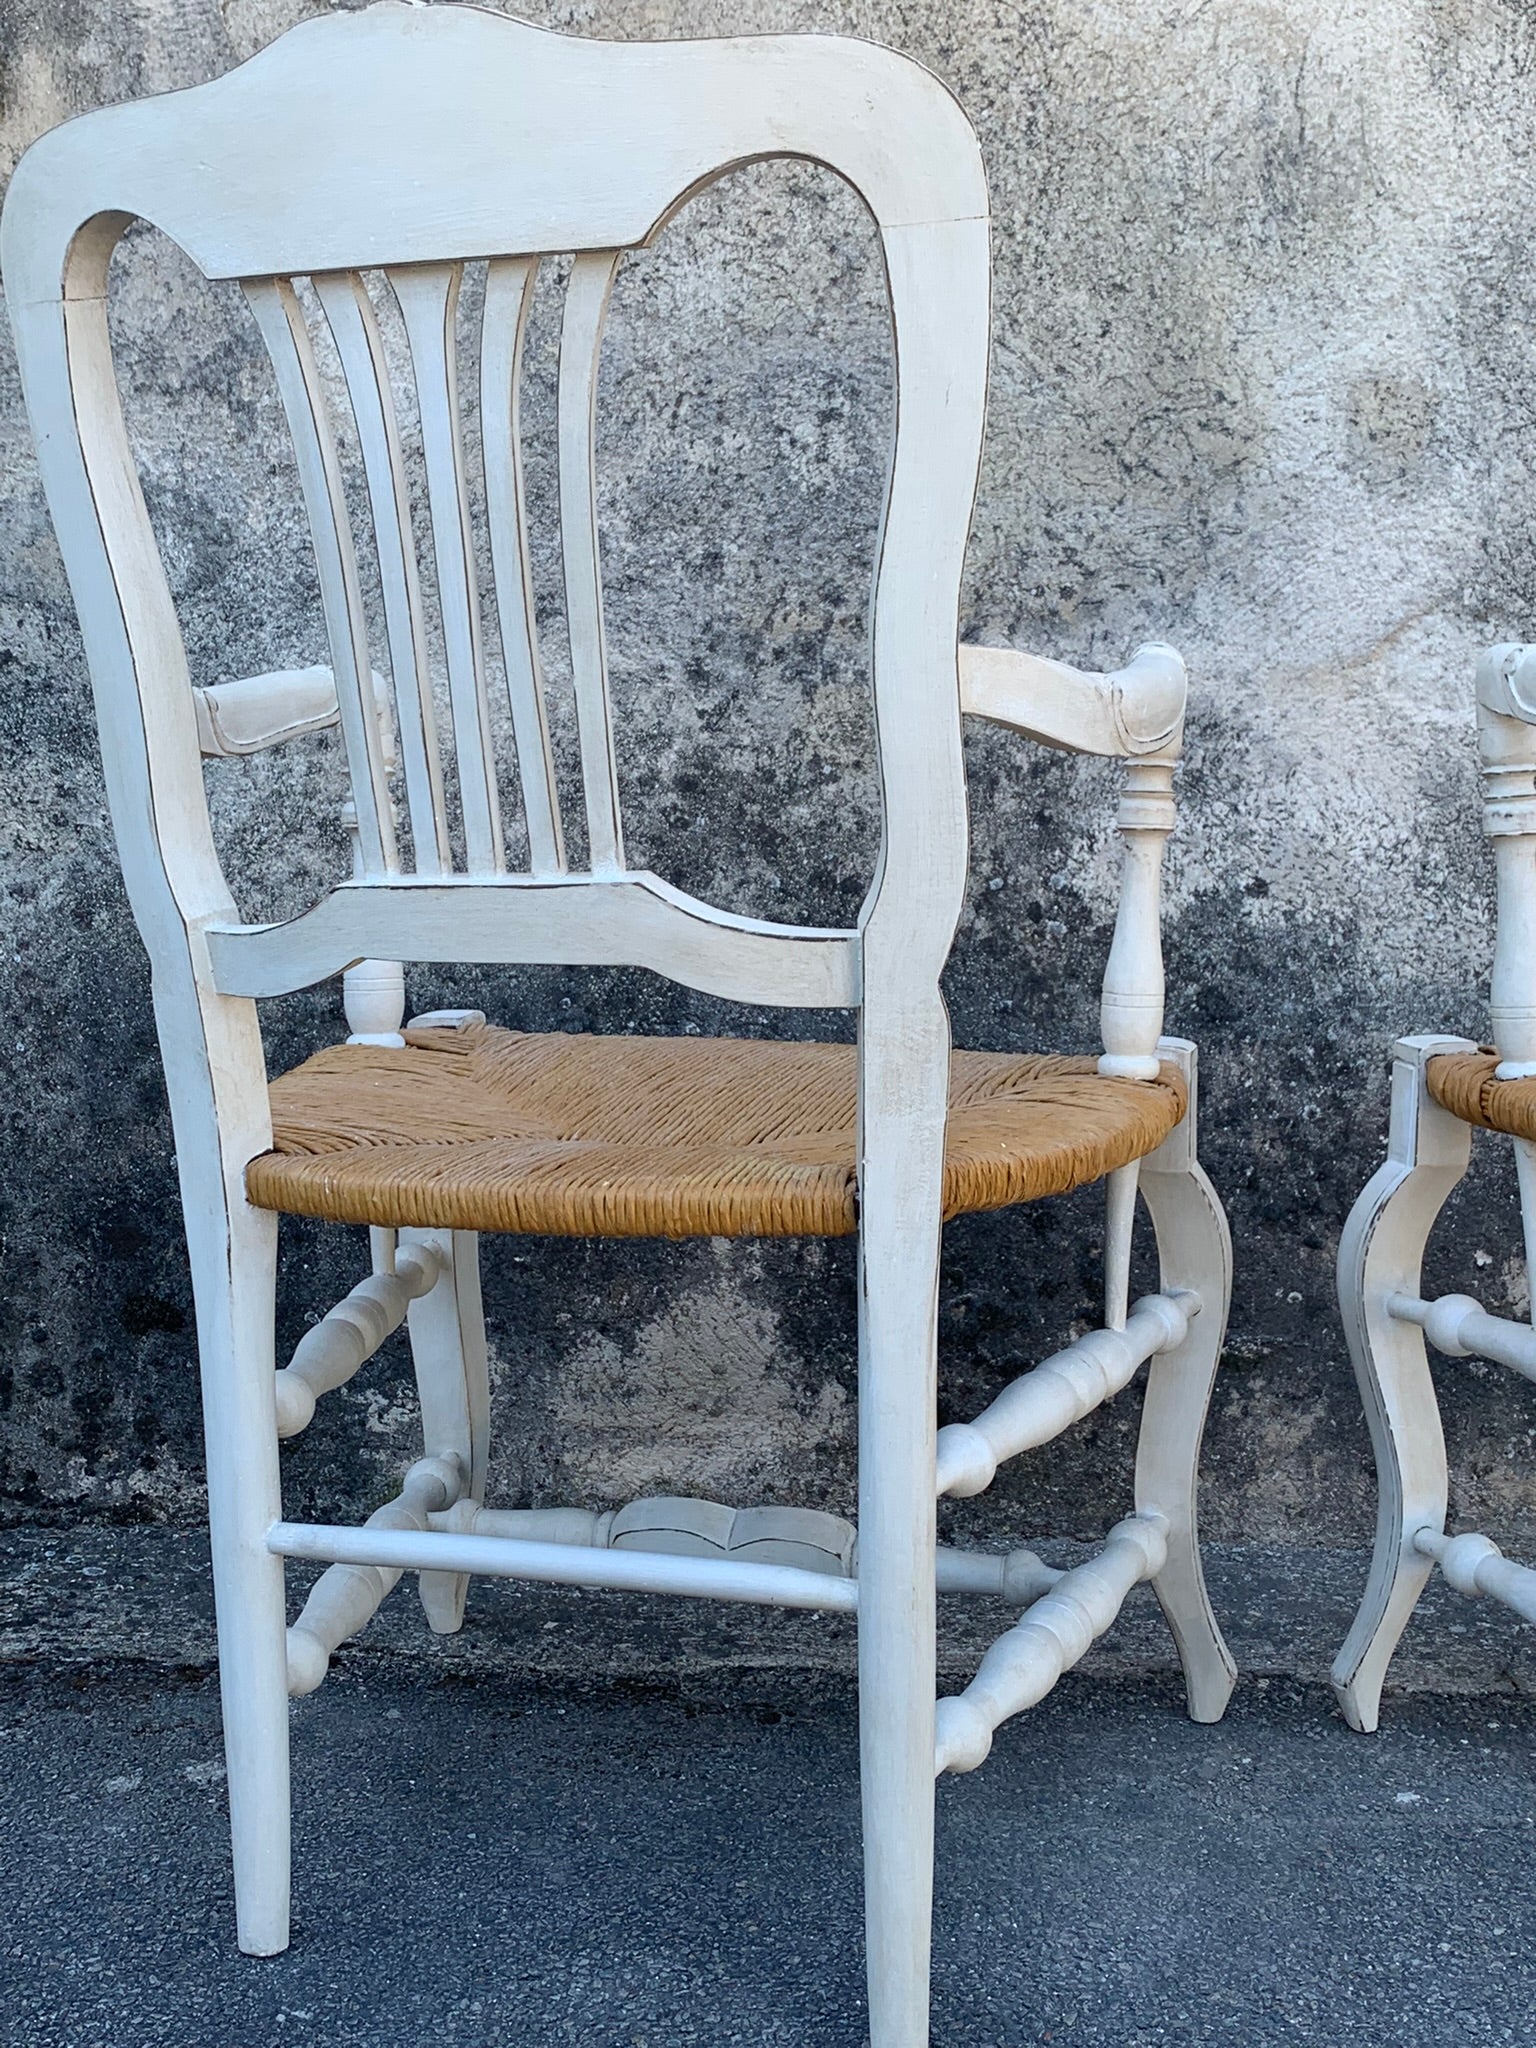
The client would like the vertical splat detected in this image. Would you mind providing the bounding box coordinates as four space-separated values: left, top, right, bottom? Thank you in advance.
243 275 397 876
388 261 504 874
312 270 450 875
558 249 625 875
481 256 565 876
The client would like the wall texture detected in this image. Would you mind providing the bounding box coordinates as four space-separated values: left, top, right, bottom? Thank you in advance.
3 0 1536 1555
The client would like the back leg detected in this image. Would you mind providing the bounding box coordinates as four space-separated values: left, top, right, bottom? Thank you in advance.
400 1227 490 1634
1331 1038 1473 1732
1135 1039 1236 1723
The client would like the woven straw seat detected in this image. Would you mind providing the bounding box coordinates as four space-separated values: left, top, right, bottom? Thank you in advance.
246 1021 1188 1240
1426 1048 1536 1142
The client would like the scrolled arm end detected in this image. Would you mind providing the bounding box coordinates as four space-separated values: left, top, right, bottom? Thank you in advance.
194 663 397 769
1476 642 1536 727
959 638 1186 759
1109 642 1186 758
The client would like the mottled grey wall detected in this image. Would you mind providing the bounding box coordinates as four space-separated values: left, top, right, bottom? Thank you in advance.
3 0 1536 1554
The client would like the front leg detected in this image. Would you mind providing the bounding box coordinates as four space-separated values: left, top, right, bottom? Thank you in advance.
1331 1038 1473 1732
1135 1038 1237 1724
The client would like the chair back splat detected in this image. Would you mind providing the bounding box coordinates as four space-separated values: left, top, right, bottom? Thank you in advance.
3 1 988 1031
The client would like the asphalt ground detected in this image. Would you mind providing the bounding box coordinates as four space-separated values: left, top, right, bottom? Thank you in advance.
2 1658 1532 2048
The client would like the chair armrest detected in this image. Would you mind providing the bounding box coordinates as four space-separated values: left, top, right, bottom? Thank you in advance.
193 663 396 766
194 663 407 1050
193 665 342 757
959 641 1185 759
959 637 1187 1077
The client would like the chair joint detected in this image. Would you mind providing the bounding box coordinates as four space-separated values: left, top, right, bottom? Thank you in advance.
1388 1291 1536 1384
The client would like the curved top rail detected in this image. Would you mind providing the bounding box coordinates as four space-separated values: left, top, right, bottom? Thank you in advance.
3 4 986 305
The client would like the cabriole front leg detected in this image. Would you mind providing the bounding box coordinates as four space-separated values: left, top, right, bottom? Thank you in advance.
1135 1037 1237 1724
1331 1038 1473 1733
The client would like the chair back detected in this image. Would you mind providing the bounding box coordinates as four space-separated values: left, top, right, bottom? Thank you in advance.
4 3 991 1019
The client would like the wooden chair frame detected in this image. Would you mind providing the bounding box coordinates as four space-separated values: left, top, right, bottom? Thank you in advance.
1334 641 1536 1732
3 9 1234 2040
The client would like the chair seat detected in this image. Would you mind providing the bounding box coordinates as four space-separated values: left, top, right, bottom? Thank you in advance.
246 1022 1188 1240
1427 1049 1536 1141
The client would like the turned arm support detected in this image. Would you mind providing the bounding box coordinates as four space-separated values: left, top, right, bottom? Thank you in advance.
961 641 1186 1083
1476 644 1536 1078
1098 756 1178 1080
193 664 405 1042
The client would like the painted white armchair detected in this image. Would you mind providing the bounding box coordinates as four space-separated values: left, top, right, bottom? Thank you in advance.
1334 641 1536 1732
3 8 1234 2042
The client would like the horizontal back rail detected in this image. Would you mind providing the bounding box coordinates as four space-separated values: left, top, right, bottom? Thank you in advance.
204 874 862 1009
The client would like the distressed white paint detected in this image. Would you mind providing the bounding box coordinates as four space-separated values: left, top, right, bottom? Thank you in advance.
431 1494 1063 1602
1412 1528 1536 1624
311 272 450 874
272 1514 863 1616
285 1453 465 1695
1331 1038 1473 1731
1478 645 1536 1078
958 642 1186 759
204 872 862 1009
481 254 564 875
401 1227 490 1635
559 249 626 874
272 1241 445 1438
192 665 343 757
2 9 1233 2038
1388 1289 1536 1382
274 1497 1068 1620
1132 1040 1239 1725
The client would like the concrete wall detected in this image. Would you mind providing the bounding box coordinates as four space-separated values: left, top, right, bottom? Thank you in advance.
3 0 1535 1553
